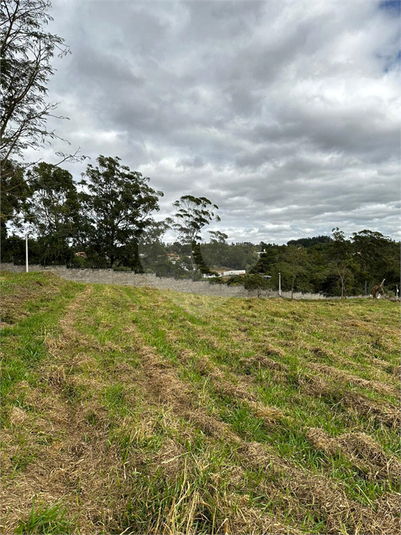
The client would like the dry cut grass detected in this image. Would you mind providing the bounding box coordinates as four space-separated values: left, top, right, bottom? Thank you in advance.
1 271 400 534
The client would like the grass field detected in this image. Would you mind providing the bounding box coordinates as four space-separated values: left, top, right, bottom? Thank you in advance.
1 271 400 535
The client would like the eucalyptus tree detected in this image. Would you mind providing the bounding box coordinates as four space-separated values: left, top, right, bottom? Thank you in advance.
167 195 220 277
79 155 163 269
0 0 85 249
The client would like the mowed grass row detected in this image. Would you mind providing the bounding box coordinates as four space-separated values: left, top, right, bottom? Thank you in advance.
1 271 400 534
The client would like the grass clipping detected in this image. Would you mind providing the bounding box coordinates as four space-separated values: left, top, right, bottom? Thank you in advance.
1 274 400 534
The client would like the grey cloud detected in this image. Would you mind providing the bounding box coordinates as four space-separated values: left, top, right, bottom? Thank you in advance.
183 1 265 43
73 46 145 89
176 156 205 168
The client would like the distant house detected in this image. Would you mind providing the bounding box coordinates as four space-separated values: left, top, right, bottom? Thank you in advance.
75 252 87 258
223 270 246 277
167 253 180 264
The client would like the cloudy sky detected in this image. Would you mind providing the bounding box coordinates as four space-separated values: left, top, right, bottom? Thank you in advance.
30 0 400 244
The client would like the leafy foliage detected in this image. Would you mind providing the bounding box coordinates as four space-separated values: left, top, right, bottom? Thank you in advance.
242 274 270 296
168 195 220 244
0 0 70 164
167 195 220 276
23 163 80 265
0 159 28 239
78 155 163 269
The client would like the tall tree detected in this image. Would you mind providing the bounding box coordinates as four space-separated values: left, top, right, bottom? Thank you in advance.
167 195 220 277
23 162 79 264
0 0 70 165
0 0 85 246
351 230 399 294
329 228 354 297
79 155 163 269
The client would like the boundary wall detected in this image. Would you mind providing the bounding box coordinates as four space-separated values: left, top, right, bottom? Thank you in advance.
0 263 326 300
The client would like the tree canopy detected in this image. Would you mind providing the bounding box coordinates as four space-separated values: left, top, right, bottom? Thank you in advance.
23 162 79 265
78 155 163 269
0 0 70 166
167 195 220 277
168 195 220 244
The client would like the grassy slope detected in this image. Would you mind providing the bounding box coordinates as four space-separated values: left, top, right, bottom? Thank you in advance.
1 271 400 535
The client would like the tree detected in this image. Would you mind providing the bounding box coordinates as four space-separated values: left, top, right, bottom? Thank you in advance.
271 245 311 299
0 0 70 166
249 245 278 275
0 159 28 241
22 162 79 264
351 230 400 294
1 0 86 246
209 230 228 244
329 228 354 297
79 156 163 269
243 274 270 297
167 195 220 277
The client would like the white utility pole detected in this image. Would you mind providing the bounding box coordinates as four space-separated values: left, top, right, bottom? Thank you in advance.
25 233 29 273
278 271 282 296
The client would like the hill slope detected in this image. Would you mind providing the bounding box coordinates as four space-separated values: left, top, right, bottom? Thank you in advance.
1 271 400 534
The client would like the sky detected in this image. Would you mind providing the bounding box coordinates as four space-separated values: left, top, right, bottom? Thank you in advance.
26 0 401 244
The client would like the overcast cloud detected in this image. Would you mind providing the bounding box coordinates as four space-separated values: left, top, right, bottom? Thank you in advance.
27 0 400 244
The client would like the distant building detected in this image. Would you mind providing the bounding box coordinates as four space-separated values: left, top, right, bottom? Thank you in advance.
167 253 180 264
223 270 246 277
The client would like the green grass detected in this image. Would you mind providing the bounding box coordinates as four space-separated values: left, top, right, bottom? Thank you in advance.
1 273 83 400
15 501 74 535
1 272 400 534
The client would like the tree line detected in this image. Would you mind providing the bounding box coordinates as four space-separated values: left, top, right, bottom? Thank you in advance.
245 229 399 297
1 157 220 273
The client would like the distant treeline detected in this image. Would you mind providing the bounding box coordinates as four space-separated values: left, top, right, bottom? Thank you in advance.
201 229 399 297
2 227 399 297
